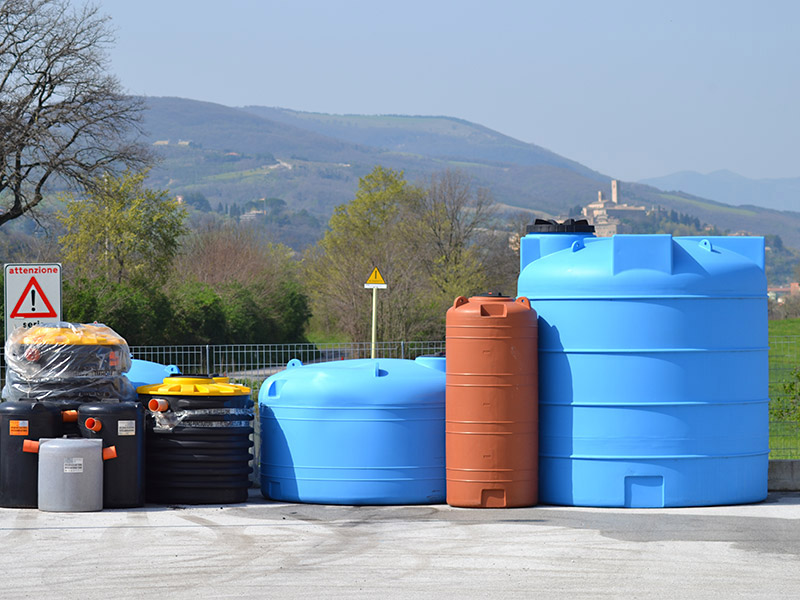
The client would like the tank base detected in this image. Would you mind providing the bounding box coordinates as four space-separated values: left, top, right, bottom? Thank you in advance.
540 454 769 507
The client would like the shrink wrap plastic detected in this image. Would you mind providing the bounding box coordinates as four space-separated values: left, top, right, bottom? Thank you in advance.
3 322 135 402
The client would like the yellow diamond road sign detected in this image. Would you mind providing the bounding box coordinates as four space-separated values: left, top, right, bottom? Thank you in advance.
364 267 387 289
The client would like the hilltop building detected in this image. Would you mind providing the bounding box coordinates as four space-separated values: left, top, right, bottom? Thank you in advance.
581 180 647 236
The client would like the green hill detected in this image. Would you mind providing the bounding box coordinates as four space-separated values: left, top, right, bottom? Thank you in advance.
139 97 800 254
141 97 611 218
241 106 604 178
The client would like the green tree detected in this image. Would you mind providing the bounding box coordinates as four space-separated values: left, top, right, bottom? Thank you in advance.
305 166 438 341
182 192 211 212
305 166 519 341
165 280 227 345
62 277 172 345
58 170 187 285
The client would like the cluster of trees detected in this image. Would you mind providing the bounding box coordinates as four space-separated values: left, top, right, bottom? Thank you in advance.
765 234 800 287
622 208 725 237
0 1 310 345
56 172 309 346
765 297 800 326
2 161 516 345
304 167 520 341
209 197 323 250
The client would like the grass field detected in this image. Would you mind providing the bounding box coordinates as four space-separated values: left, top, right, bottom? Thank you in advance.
769 326 800 458
769 318 800 337
770 422 800 459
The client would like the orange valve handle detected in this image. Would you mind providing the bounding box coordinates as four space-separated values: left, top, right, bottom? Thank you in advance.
62 410 78 423
148 398 170 412
22 439 40 454
102 446 117 461
84 417 102 432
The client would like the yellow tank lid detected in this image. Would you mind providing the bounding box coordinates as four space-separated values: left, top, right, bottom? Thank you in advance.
18 323 127 346
137 376 250 396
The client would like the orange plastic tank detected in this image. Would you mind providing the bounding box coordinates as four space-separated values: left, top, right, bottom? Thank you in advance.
445 293 538 508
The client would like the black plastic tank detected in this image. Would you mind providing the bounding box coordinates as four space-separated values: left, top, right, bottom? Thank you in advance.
3 369 136 403
52 399 81 437
0 401 63 508
78 402 145 508
138 376 254 505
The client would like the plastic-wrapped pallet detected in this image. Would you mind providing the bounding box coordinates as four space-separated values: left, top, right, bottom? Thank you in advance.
2 322 136 403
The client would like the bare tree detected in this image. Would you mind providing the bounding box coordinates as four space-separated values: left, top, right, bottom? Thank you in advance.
407 169 499 309
172 223 295 304
419 169 496 275
0 0 150 227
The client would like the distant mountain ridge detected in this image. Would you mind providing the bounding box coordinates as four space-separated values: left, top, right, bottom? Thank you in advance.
139 97 800 250
241 106 604 179
142 97 378 162
640 170 800 212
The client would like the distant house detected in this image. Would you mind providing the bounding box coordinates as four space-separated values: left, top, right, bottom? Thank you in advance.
769 283 800 302
153 140 170 146
240 209 266 223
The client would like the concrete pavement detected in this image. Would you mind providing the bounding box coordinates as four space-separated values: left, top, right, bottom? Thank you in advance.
1 491 799 599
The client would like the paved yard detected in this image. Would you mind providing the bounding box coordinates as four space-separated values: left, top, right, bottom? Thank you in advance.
1 491 798 599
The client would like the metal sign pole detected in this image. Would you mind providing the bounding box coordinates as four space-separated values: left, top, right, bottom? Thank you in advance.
371 287 377 359
364 267 387 360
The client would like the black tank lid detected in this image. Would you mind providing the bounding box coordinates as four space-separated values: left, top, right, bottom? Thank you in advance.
525 218 595 234
476 291 508 298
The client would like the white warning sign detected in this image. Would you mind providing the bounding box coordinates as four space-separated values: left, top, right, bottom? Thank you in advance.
4 263 62 340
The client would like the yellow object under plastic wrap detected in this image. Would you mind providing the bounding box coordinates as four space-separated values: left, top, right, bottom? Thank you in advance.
2 322 135 403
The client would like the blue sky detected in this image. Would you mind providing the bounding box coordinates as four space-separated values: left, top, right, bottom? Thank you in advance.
100 0 798 182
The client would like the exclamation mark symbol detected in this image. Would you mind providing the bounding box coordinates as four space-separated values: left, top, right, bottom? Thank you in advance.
31 289 36 312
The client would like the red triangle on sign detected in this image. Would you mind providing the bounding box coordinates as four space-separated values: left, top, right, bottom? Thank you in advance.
9 276 57 319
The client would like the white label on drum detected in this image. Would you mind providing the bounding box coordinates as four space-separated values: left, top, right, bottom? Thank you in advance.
118 420 136 436
64 458 83 473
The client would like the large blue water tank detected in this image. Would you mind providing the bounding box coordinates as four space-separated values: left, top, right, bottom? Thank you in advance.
258 356 445 505
517 233 769 507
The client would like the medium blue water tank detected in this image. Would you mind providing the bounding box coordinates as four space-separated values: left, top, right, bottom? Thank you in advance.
517 233 769 507
258 356 445 505
127 359 180 388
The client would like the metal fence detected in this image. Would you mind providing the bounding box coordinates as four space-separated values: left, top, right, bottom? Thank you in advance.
129 340 447 388
768 336 800 459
